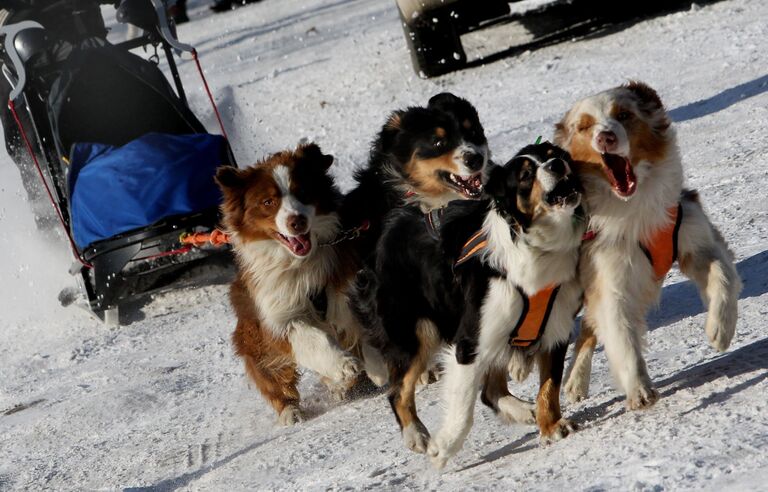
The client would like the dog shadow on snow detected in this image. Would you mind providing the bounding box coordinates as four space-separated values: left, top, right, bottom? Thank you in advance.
458 250 768 471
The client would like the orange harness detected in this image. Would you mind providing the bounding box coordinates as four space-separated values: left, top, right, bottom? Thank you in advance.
639 203 683 280
455 231 560 347
180 229 231 247
582 202 683 281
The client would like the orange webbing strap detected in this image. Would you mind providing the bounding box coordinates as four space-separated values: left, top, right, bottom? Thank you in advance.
455 230 488 267
180 229 230 247
509 285 560 347
640 203 683 281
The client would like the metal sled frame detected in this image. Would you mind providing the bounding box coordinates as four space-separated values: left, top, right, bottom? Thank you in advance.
1 2 234 323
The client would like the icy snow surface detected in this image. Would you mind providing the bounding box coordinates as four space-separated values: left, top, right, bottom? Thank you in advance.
1 0 767 489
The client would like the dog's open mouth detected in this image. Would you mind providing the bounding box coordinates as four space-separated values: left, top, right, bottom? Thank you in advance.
441 171 483 198
601 153 637 198
276 232 312 257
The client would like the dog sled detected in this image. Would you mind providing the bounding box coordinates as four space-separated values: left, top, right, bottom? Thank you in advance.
396 0 715 78
0 0 235 325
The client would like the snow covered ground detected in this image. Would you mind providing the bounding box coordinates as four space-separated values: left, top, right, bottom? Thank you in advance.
1 0 767 489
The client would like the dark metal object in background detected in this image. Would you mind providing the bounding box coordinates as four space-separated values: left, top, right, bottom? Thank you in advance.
396 0 728 78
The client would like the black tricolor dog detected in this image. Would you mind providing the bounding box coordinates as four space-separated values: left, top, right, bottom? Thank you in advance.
340 92 489 263
355 142 586 467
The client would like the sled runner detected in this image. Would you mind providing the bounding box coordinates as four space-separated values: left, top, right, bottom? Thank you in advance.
0 0 235 324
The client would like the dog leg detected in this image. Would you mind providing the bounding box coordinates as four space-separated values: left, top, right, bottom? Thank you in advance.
677 201 742 352
507 349 535 383
417 361 442 386
288 321 361 393
563 317 598 403
595 299 658 410
242 353 302 426
427 352 485 469
389 320 440 453
481 366 536 425
361 342 389 387
537 341 577 444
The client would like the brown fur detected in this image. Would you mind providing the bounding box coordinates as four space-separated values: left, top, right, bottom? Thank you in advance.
555 81 672 190
231 278 300 415
391 322 440 430
404 153 462 198
219 144 367 423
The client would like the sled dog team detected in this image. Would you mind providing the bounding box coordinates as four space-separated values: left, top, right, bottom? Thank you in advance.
216 82 742 468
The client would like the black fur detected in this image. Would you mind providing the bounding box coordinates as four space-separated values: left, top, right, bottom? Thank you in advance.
353 142 581 434
340 92 488 263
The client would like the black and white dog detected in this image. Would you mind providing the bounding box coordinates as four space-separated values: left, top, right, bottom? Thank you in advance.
355 142 586 467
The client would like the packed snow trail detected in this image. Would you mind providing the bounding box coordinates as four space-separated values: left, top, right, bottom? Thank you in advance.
1 0 767 489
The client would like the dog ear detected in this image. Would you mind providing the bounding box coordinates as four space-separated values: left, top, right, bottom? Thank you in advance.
385 110 404 131
484 163 510 199
624 80 670 131
553 113 570 147
378 110 405 152
624 80 664 109
215 166 245 191
298 142 334 170
215 166 246 230
427 92 462 110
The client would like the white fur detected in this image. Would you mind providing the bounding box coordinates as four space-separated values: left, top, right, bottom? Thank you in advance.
563 337 594 403
272 165 316 238
428 204 584 468
277 405 303 426
453 141 489 176
535 157 572 193
288 320 360 383
230 212 340 338
561 89 742 409
496 395 536 425
403 422 430 454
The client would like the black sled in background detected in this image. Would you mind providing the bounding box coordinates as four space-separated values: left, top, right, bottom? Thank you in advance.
396 0 725 78
0 0 235 325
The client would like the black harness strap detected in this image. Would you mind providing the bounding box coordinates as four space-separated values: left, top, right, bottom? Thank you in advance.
424 208 445 240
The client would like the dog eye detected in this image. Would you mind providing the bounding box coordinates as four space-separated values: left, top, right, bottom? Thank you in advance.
262 198 275 207
616 111 632 121
578 123 592 132
519 169 533 181
433 138 446 148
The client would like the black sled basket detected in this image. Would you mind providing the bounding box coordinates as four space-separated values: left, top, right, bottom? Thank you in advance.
1 1 235 324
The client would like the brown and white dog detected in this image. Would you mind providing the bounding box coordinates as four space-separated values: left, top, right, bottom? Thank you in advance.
216 143 387 425
554 81 742 409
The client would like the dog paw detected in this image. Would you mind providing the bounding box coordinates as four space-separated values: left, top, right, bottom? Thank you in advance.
540 418 577 445
626 385 659 410
416 367 441 387
402 421 430 454
366 370 389 388
427 434 461 470
706 320 735 353
497 396 536 425
564 373 590 404
277 405 303 426
507 354 534 383
324 379 351 402
331 355 361 386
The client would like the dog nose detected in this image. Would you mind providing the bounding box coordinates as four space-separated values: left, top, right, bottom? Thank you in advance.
288 214 308 234
596 131 618 153
464 152 484 171
543 158 569 177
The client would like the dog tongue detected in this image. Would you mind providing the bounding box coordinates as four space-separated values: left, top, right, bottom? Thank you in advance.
601 153 637 197
287 234 312 256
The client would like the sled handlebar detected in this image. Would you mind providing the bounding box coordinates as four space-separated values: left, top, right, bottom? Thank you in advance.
0 21 44 101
